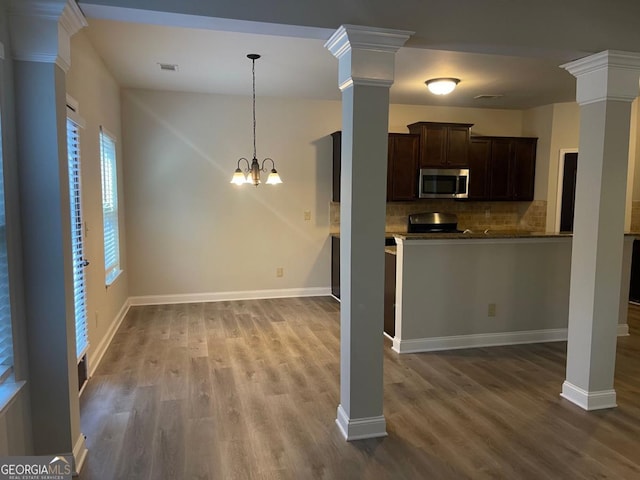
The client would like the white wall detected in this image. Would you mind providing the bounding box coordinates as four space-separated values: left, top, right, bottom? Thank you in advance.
66 31 129 371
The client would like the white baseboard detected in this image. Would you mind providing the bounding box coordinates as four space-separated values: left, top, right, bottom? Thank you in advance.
392 325 630 354
560 381 617 410
129 287 331 306
335 404 387 441
72 433 88 475
88 299 131 377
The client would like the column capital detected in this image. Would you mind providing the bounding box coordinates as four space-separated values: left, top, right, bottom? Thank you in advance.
325 25 413 90
9 0 87 72
562 50 640 106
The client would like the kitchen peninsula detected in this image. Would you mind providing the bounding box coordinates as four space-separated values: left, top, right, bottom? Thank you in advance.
388 232 634 353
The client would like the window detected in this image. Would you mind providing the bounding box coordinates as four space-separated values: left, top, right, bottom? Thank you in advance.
99 127 121 285
67 114 88 361
0 72 13 384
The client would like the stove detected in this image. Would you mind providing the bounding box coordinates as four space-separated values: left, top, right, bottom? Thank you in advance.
407 212 463 233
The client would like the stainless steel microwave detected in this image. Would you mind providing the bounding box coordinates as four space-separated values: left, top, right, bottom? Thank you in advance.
418 168 469 199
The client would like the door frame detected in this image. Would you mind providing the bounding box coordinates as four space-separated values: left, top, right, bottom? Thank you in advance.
555 148 578 233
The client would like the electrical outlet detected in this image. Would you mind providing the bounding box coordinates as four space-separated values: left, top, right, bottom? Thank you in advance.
304 210 311 221
485 208 491 218
488 303 496 317
276 267 284 278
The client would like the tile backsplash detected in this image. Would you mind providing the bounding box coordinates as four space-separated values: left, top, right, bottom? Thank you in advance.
330 200 547 233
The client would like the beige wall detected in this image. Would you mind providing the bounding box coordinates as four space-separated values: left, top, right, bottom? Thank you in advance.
66 31 129 371
122 90 339 297
389 104 523 136
522 103 554 203
121 91 533 298
523 102 581 231
524 100 640 233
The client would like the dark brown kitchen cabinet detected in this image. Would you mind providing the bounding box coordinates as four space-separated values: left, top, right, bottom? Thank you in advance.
407 122 473 168
468 138 491 199
331 236 340 299
331 131 420 202
468 136 537 201
331 131 342 202
387 133 420 201
488 138 513 200
511 139 537 200
384 251 396 337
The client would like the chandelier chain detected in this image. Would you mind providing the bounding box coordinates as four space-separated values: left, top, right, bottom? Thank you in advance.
252 57 257 160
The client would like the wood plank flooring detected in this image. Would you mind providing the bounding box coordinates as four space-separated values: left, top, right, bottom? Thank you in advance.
78 298 640 479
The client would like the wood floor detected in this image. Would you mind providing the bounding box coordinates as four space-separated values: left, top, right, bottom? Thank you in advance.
78 298 640 480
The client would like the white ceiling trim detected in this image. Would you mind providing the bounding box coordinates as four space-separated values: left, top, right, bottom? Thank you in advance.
79 3 335 40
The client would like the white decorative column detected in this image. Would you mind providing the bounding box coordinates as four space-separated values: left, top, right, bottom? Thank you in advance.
561 51 640 410
325 25 411 440
9 0 88 470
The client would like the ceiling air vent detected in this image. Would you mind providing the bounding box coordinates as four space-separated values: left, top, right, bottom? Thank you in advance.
474 94 503 100
158 63 179 72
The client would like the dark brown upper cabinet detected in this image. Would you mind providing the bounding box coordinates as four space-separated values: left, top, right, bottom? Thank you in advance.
387 133 420 201
407 122 474 168
468 136 537 201
331 131 342 202
331 132 420 202
468 137 491 200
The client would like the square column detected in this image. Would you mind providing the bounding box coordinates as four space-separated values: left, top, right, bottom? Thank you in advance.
325 25 411 440
561 51 640 410
9 0 88 470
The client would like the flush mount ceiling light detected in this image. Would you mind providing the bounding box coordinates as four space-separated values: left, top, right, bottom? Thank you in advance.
230 54 282 187
425 78 460 95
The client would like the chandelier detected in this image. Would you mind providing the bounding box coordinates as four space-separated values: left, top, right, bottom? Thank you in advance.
230 54 282 186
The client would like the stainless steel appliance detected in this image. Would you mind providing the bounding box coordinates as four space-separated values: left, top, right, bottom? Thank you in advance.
408 212 462 233
418 168 469 199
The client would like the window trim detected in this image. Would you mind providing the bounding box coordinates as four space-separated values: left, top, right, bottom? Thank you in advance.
99 126 122 286
67 107 89 362
0 43 15 391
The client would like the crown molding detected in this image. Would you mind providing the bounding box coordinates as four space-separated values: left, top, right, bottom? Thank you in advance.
60 0 88 36
562 50 640 76
325 24 413 59
326 25 412 90
562 50 640 105
9 0 65 18
9 0 86 72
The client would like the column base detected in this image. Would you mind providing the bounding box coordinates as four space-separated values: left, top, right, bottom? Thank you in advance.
335 404 387 441
560 381 617 410
73 433 88 475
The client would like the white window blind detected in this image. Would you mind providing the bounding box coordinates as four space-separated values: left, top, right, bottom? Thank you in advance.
67 118 89 361
0 103 13 381
99 128 121 285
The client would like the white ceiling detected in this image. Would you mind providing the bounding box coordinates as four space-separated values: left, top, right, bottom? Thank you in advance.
83 18 577 110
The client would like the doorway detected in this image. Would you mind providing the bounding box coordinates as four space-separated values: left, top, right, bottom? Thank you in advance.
555 149 578 233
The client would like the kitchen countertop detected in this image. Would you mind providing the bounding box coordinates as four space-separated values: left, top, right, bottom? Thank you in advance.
394 230 569 240
336 231 640 243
